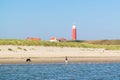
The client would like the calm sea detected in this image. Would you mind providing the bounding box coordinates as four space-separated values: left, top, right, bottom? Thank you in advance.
0 63 120 80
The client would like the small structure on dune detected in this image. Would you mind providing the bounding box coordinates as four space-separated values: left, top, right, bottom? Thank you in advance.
50 37 67 42
26 37 41 41
57 38 67 42
50 37 58 42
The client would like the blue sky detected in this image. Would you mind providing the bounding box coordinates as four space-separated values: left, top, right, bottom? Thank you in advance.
0 0 120 40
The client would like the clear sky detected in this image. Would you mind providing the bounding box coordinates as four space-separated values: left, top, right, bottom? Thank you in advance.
0 0 120 40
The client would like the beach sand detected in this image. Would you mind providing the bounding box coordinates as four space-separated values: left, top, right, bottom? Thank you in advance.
0 45 120 64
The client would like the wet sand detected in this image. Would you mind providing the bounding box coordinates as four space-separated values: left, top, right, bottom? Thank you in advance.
0 45 120 64
1 57 120 64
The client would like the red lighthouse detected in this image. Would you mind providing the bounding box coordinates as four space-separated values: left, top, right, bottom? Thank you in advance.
72 25 77 40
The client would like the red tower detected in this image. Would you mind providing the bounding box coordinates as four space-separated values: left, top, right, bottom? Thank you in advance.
72 25 77 40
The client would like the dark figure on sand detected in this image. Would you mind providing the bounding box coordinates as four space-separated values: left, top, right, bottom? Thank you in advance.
65 56 68 63
26 57 31 62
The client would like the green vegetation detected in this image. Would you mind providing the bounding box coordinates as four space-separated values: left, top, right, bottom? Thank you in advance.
0 39 120 50
17 47 28 51
17 47 22 50
8 48 13 51
30 48 35 50
85 40 120 45
24 49 27 51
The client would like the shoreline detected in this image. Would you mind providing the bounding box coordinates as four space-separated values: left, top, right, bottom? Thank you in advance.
1 57 120 64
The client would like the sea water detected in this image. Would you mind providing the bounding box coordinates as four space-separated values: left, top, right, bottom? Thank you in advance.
0 63 120 80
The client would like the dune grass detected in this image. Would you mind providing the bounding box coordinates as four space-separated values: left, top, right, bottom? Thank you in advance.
0 39 120 50
85 40 120 45
8 48 13 51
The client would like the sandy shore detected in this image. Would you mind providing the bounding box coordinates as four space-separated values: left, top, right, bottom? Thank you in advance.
0 45 120 64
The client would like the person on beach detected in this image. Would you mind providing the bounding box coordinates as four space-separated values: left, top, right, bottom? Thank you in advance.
65 56 68 63
26 57 31 62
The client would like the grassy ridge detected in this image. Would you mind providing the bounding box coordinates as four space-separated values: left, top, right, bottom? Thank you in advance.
0 39 120 50
85 40 120 45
